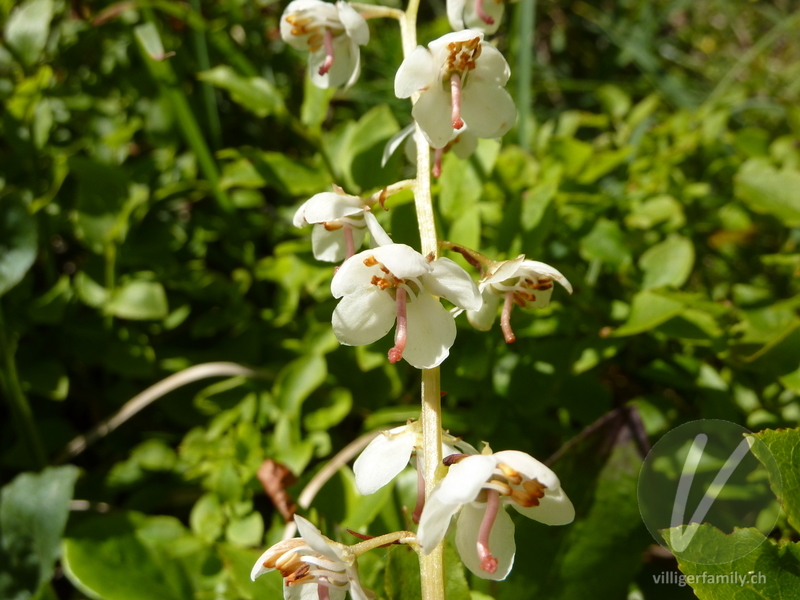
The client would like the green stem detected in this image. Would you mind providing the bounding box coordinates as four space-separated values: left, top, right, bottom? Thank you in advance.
0 303 47 469
516 0 536 150
350 530 417 556
188 0 222 150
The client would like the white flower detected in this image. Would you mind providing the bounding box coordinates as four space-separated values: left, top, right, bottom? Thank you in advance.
417 450 574 581
394 30 516 149
294 186 391 262
280 0 369 89
447 0 519 35
467 256 572 343
331 244 482 368
251 515 371 600
382 123 479 178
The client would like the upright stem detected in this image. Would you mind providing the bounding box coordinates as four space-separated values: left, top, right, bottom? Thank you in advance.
0 304 47 469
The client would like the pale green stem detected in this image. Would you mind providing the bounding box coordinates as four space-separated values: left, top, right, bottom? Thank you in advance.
350 530 418 556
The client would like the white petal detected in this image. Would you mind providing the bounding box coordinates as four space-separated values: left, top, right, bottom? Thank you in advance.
364 211 392 247
527 286 555 309
301 192 364 224
331 249 378 297
371 244 430 279
346 572 371 600
455 504 516 581
492 450 560 490
344 38 362 89
446 0 468 30
332 288 396 346
416 492 461 553
310 224 343 263
423 258 482 311
471 44 510 86
382 124 415 167
395 46 436 98
250 548 277 581
512 485 575 525
461 84 516 140
428 30 484 59
285 584 322 600
402 293 456 369
353 428 416 495
435 454 495 504
450 130 478 159
521 260 573 294
336 1 369 46
463 2 503 34
309 36 357 89
466 291 500 331
412 86 457 149
484 255 525 285
295 516 343 562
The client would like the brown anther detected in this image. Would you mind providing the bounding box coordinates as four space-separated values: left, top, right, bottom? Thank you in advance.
443 453 470 466
523 478 547 498
323 221 343 231
510 489 540 508
285 563 312 585
371 275 391 290
497 463 523 485
363 256 379 267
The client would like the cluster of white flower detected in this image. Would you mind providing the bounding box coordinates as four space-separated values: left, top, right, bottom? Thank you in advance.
253 1 576 598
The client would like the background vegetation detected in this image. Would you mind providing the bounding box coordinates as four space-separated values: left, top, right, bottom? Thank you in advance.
1 0 799 599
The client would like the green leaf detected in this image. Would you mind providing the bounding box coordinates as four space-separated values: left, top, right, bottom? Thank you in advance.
68 157 130 252
625 195 685 230
0 466 80 600
734 159 800 226
385 545 421 600
106 280 168 320
304 388 353 431
225 512 264 547
439 152 482 220
664 525 800 600
197 66 284 118
217 543 284 600
0 197 38 298
3 0 53 67
579 218 631 269
274 354 327 417
612 290 685 336
749 428 800 533
133 22 171 61
639 235 694 289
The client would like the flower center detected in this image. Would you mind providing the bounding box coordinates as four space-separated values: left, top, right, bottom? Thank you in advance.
444 37 482 81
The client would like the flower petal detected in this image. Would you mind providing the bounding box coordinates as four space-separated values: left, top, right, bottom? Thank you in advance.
521 260 573 294
299 192 364 224
382 124 415 167
467 291 500 331
295 515 343 562
353 427 417 495
460 84 516 140
332 287 396 346
311 224 365 263
484 255 525 285
371 244 430 279
250 549 277 581
331 250 377 297
435 454 496 504
346 572 371 600
412 85 457 149
471 44 510 86
395 46 436 98
364 211 393 247
450 130 478 159
511 485 575 525
285 584 323 600
402 293 456 368
416 491 461 553
336 1 369 46
492 450 560 490
424 257 482 311
308 35 357 89
455 504 516 581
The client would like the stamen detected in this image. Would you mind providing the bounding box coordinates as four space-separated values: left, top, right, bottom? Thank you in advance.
433 147 444 178
388 287 408 363
474 0 495 25
477 489 500 574
450 73 465 130
318 28 335 75
343 225 355 259
443 453 470 466
412 464 425 524
500 291 516 343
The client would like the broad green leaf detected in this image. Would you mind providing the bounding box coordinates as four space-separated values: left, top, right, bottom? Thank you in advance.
625 195 685 230
439 152 482 220
133 22 171 61
521 178 558 232
225 512 264 547
612 290 684 336
274 354 327 417
68 157 130 252
579 218 631 269
3 0 53 67
447 205 481 257
749 428 800 533
734 159 800 226
578 147 631 184
0 197 38 298
304 388 353 431
639 235 694 289
385 541 470 600
217 543 283 599
664 525 800 600
0 466 79 600
301 76 336 130
197 66 284 118
105 280 168 320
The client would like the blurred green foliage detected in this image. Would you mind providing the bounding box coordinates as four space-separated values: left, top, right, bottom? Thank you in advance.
1 0 799 598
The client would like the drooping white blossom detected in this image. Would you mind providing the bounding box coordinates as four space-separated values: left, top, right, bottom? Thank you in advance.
293 186 391 262
417 449 574 581
467 256 572 342
447 0 519 35
251 515 371 600
331 243 482 369
280 0 369 89
394 30 516 149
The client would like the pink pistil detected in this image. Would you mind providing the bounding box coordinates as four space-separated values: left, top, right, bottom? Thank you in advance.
318 28 335 75
412 464 425 524
343 225 355 259
433 148 444 178
450 73 465 130
500 291 516 343
477 489 500 574
318 582 331 600
474 0 495 25
388 287 408 363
